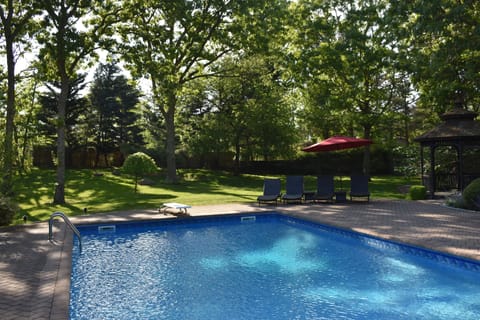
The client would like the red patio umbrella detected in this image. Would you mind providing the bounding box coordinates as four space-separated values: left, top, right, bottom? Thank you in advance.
302 136 373 152
302 136 373 192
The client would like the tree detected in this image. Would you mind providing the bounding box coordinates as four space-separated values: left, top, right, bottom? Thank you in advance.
186 56 296 173
13 70 42 172
37 0 118 204
116 0 236 183
122 152 157 192
0 1 39 196
403 0 480 114
36 75 90 148
116 0 285 182
89 62 142 167
292 0 401 175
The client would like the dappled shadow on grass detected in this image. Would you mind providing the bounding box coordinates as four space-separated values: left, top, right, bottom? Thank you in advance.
14 169 56 208
13 169 175 222
13 169 420 223
14 169 265 222
178 169 265 190
62 172 178 217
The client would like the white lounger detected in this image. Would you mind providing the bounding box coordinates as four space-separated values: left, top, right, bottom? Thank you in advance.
159 202 191 214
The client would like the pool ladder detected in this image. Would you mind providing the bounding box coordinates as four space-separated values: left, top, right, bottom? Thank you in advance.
49 211 82 252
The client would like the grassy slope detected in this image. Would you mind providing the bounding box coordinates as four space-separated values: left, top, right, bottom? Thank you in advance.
13 168 420 224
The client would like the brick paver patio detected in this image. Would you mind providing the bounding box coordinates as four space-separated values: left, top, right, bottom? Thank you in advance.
1 199 479 319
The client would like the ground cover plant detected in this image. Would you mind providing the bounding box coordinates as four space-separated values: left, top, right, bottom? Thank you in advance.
12 169 420 225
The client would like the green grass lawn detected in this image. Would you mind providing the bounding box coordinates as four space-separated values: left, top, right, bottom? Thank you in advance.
12 168 420 224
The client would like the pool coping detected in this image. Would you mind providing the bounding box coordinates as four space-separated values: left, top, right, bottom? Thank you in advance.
50 225 73 320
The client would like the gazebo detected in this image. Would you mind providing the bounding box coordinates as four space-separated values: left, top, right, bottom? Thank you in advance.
415 104 480 197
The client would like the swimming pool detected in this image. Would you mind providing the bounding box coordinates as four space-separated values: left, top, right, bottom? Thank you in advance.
70 213 480 319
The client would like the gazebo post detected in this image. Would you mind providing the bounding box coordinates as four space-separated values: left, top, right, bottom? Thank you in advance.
429 146 436 198
458 143 464 191
420 146 424 182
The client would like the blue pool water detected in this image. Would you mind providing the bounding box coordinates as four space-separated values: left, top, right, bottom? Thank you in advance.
70 214 480 320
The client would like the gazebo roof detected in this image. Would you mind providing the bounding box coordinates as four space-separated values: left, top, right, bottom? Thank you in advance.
415 107 480 143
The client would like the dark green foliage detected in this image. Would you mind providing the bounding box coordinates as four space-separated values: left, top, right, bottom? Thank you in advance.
36 75 90 147
462 178 480 211
409 185 427 200
181 56 296 175
122 152 158 192
393 146 421 178
0 196 17 226
406 0 480 112
89 63 143 167
247 148 394 176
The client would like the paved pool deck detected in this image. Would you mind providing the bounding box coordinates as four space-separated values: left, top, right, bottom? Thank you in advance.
1 199 480 319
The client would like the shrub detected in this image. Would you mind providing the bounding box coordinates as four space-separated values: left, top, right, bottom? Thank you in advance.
0 196 17 226
409 185 427 200
462 178 480 211
122 152 158 192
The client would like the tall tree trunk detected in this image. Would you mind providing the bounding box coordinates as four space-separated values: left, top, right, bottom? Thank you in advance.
1 34 15 196
164 93 178 183
53 80 69 204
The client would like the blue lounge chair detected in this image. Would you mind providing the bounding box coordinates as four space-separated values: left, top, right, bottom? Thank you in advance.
313 175 335 203
282 176 304 204
349 175 370 202
257 178 281 205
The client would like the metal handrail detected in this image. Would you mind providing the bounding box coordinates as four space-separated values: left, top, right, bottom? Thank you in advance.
49 211 82 252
